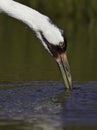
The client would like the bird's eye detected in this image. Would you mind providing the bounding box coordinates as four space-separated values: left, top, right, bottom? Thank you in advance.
59 42 64 47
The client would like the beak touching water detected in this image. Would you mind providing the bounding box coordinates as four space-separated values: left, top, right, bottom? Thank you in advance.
56 53 72 90
39 31 72 89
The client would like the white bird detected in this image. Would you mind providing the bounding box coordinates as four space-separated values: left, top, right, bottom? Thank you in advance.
0 0 72 89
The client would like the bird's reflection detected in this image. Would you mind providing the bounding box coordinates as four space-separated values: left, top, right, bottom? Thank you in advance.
51 89 71 103
0 81 73 130
18 88 72 130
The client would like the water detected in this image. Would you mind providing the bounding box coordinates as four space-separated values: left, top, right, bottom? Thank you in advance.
0 81 97 130
0 0 97 129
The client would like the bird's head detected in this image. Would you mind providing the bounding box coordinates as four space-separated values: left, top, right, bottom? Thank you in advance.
38 25 72 89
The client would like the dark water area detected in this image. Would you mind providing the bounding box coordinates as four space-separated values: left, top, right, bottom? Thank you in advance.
0 81 97 130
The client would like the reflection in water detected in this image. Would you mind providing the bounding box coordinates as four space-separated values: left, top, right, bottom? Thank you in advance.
52 89 71 103
0 119 63 130
0 82 97 130
0 81 68 130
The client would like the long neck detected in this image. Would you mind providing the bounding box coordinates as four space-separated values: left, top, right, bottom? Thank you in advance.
0 0 64 46
0 0 48 31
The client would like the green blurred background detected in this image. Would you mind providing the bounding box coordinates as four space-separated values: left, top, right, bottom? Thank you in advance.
0 0 97 83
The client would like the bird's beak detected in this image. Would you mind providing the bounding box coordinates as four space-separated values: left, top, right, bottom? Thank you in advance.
56 53 72 90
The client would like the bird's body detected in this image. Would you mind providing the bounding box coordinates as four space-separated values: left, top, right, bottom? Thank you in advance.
0 0 72 89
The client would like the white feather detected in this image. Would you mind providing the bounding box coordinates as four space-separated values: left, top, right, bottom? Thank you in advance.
0 0 64 50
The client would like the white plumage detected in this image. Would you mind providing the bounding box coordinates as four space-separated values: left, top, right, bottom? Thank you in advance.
0 0 64 51
0 0 72 89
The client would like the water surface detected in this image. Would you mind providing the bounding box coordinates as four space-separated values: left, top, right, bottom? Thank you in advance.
0 81 97 130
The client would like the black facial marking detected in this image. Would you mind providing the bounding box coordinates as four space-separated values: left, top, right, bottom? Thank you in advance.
40 31 67 58
61 30 67 48
48 18 55 25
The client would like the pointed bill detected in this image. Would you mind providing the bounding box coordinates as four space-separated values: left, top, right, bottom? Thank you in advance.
57 53 72 89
